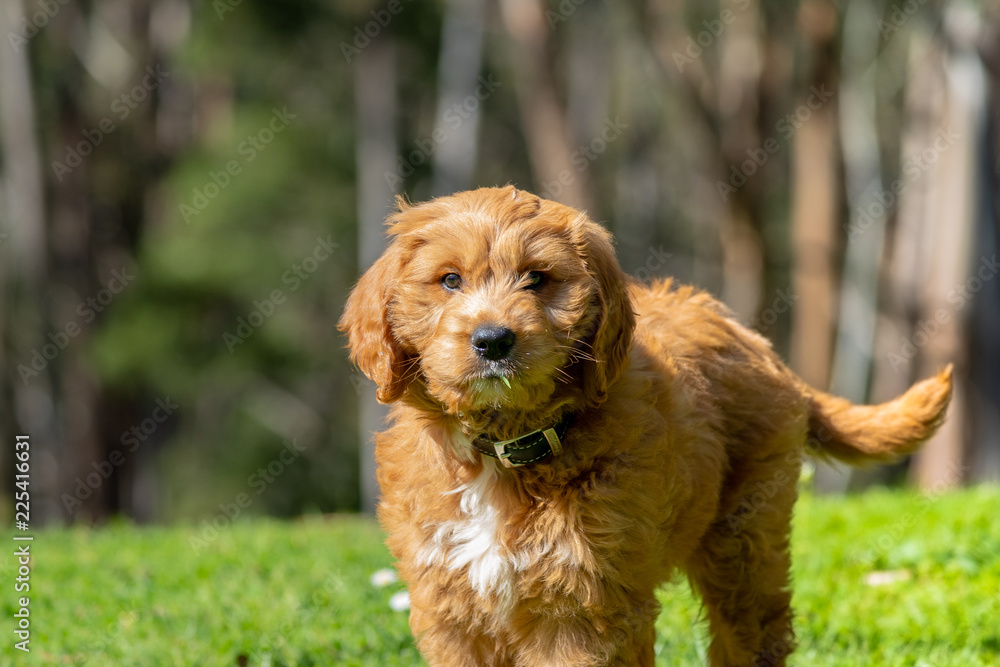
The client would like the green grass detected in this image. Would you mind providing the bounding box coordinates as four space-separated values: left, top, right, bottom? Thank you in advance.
2 486 998 666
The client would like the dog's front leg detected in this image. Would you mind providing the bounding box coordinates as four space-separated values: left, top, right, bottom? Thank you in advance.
410 604 512 667
508 601 657 667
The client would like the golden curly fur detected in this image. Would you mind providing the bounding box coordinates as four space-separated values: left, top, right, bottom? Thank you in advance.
339 186 953 667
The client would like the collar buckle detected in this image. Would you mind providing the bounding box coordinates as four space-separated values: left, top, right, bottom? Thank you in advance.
492 432 535 468
493 440 518 468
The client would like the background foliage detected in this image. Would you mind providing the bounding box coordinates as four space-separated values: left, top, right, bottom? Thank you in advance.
0 0 998 526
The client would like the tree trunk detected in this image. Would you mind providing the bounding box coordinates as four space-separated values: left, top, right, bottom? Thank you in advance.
431 0 486 197
498 0 589 210
789 0 840 392
0 0 57 520
354 38 398 513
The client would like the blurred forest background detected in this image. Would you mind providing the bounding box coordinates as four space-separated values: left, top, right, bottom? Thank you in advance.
0 0 998 527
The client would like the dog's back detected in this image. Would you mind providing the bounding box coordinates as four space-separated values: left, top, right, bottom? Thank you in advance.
630 277 952 467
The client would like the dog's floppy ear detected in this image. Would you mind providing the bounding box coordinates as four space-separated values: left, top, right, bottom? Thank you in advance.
574 217 636 405
338 239 412 404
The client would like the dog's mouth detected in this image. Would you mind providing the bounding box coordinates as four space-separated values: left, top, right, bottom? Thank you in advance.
467 360 521 402
476 359 518 384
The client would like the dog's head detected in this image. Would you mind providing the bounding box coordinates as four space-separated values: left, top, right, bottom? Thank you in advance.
339 186 635 419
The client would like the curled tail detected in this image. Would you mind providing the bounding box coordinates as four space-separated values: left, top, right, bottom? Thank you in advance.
807 365 953 464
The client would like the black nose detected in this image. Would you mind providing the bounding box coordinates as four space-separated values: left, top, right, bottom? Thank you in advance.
471 325 516 361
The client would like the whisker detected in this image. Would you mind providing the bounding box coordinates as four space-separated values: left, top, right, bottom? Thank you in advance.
397 358 424 384
559 345 594 354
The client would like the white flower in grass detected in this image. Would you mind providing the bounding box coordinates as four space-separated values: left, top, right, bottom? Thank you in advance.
389 590 411 612
864 569 912 586
370 568 398 588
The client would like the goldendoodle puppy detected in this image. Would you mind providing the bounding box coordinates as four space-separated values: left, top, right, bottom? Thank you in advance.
339 186 952 667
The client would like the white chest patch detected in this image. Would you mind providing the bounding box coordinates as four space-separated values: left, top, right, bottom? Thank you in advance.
416 464 589 617
416 467 526 614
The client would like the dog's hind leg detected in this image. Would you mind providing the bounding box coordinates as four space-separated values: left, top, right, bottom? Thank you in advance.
683 466 799 667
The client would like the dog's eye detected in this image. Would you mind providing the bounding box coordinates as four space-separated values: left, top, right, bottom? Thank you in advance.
441 273 463 291
525 271 546 290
